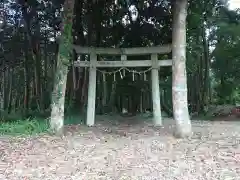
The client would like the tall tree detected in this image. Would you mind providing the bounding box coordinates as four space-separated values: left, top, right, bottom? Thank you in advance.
172 0 192 138
50 0 76 134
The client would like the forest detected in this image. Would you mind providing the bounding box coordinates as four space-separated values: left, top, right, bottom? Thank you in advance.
0 0 239 135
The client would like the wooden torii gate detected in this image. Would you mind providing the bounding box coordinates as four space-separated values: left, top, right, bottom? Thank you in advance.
73 45 172 126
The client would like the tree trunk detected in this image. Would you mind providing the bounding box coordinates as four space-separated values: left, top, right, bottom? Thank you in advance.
172 0 192 138
108 82 117 112
7 68 13 113
202 23 210 107
23 43 30 116
50 0 76 134
80 67 88 113
0 66 5 115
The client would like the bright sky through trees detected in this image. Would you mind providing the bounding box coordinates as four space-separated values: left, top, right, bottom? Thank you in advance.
229 0 240 10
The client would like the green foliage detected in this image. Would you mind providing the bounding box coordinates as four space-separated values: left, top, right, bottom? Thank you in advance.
0 118 49 136
64 114 85 125
210 8 240 104
233 87 240 104
0 110 85 136
185 0 240 110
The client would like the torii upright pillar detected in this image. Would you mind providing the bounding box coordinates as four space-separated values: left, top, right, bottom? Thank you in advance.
86 53 97 126
151 54 162 126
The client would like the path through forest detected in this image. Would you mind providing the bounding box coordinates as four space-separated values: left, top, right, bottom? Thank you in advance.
1 115 240 180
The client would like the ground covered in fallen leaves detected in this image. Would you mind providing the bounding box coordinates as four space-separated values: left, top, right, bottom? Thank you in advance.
1 115 240 180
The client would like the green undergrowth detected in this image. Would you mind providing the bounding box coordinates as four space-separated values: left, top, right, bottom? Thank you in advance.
64 113 85 125
0 111 85 136
191 113 215 121
0 118 50 136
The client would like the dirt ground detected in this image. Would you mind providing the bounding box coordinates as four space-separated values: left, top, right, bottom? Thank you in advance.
0 115 240 180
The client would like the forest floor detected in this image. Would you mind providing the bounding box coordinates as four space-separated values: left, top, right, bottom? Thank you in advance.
0 115 240 180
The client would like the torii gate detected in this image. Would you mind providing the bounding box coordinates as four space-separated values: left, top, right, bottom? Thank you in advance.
73 45 172 126
50 0 191 138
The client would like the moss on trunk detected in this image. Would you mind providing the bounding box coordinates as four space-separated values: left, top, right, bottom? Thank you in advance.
50 0 75 134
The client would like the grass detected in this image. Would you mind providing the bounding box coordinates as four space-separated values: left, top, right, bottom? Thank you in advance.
0 118 49 136
0 111 85 136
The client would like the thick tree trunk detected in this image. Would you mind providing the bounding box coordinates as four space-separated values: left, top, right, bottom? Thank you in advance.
50 56 68 134
172 0 192 138
50 0 75 134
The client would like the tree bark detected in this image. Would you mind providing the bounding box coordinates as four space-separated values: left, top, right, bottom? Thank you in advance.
0 66 5 114
7 68 13 113
202 23 210 107
50 0 76 134
23 38 30 116
172 0 192 138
